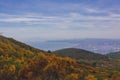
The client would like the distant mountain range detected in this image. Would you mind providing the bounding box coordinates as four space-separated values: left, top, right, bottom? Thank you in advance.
27 39 120 54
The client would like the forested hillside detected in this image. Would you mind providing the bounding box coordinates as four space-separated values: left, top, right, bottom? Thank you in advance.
106 52 120 59
54 48 120 71
54 48 107 60
0 35 120 80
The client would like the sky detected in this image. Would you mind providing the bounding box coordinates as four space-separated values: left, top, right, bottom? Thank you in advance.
0 0 120 41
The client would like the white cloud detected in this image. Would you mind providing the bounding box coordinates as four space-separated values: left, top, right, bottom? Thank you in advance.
0 12 120 30
84 8 102 13
0 12 120 40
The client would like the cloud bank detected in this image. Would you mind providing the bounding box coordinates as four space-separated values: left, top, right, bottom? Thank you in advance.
0 0 120 41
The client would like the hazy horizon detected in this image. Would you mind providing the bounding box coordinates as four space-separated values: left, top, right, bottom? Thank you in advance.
0 0 120 41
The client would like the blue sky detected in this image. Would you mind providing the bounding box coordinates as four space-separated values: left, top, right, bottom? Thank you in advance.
0 0 120 41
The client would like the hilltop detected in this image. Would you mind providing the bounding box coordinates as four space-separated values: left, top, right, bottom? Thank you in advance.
106 52 120 59
53 48 120 70
53 48 107 60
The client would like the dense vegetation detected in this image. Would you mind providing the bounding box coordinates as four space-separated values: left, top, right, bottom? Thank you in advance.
54 48 108 60
106 52 120 59
54 48 120 70
0 35 120 80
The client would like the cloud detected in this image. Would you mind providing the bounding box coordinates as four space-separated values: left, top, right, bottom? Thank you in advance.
84 8 104 13
1 25 119 42
0 12 120 22
0 12 120 30
0 17 37 22
0 0 120 41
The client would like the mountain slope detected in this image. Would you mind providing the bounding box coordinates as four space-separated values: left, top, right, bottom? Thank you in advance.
106 52 120 59
53 48 108 60
0 35 43 53
53 48 120 69
0 35 45 59
0 35 120 80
